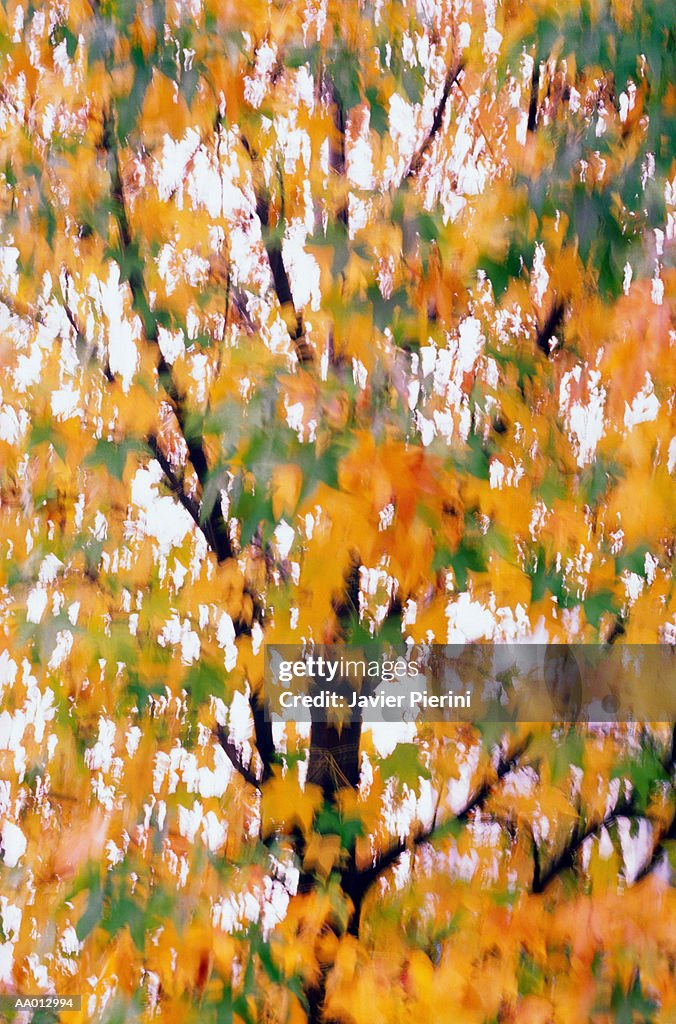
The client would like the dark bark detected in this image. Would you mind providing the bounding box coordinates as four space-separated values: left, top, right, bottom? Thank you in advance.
100 106 234 564
536 299 565 355
533 726 676 893
406 60 464 180
528 59 540 133
244 140 312 364
345 734 532 932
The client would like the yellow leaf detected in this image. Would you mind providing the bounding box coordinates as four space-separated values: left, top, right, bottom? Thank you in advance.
271 463 303 521
261 768 323 838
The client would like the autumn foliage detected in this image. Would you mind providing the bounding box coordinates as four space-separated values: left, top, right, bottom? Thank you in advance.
0 0 675 1021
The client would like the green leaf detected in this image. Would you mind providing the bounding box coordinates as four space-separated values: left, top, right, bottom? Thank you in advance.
184 660 225 705
379 742 431 794
103 891 145 949
51 22 78 59
314 807 364 848
549 731 585 784
447 541 488 590
612 746 669 812
366 87 389 136
116 58 153 141
609 975 658 1024
85 438 146 480
583 589 618 629
29 419 67 462
478 241 524 299
76 883 104 941
330 45 362 111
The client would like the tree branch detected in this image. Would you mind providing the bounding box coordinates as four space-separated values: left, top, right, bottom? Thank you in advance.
405 60 464 180
215 725 261 790
61 272 115 383
631 812 676 884
100 106 233 563
348 732 531 921
250 694 275 784
241 134 312 364
532 794 632 893
322 69 348 228
527 58 541 133
533 726 676 893
147 434 202 528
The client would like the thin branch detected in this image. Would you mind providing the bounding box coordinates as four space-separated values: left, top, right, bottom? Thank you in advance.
250 694 275 784
61 272 115 383
534 727 676 893
241 134 312 364
147 435 201 529
532 794 632 894
528 58 541 133
100 106 233 563
631 812 676 884
215 725 261 790
322 68 348 228
405 60 464 180
350 733 531 914
454 79 495 159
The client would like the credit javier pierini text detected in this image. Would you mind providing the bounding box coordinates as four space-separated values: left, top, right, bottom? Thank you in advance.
277 689 472 709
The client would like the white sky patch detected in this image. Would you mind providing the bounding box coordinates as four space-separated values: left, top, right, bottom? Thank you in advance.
283 223 321 311
92 265 139 390
457 316 485 373
217 612 238 671
667 436 676 474
274 520 295 560
365 721 417 758
484 26 502 55
622 571 644 603
624 375 659 430
85 717 117 773
0 404 29 445
202 810 227 852
1 821 27 868
48 630 73 671
159 613 200 665
348 129 374 190
130 463 194 553
243 41 277 109
13 304 64 392
559 367 606 467
446 593 496 642
126 726 142 757
416 412 436 446
178 800 203 843
157 130 201 200
157 326 185 365
651 275 664 306
38 553 63 584
51 385 81 420
352 358 368 390
388 93 418 178
26 586 48 624
187 145 224 219
531 243 549 306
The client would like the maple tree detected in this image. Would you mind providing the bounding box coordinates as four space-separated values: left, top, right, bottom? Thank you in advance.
0 0 675 1021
